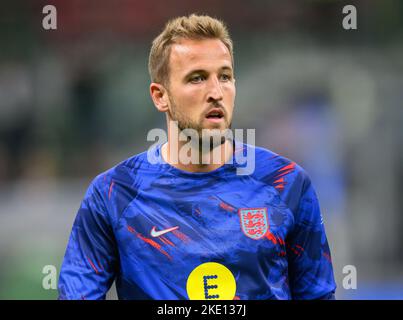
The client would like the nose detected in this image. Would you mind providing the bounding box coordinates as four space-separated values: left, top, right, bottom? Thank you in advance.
207 76 223 102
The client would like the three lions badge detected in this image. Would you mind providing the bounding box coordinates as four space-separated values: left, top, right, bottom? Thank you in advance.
238 207 268 240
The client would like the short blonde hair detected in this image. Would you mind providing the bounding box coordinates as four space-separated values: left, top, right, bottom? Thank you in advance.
148 14 234 86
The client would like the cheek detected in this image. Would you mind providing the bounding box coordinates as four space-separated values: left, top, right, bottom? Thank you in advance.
224 85 236 106
175 87 203 108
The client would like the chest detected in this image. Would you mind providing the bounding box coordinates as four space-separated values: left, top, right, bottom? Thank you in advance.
115 181 294 267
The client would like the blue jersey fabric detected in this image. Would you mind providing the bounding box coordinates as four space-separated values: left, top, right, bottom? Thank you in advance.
58 142 336 300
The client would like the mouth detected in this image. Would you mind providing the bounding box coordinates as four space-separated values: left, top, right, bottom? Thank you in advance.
205 108 225 123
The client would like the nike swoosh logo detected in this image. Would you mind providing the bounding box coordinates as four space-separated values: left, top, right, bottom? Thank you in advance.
150 226 179 237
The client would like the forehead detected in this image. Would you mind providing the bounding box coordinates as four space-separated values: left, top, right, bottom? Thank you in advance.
169 38 232 75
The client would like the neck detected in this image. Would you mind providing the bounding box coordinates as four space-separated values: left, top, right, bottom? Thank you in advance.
161 137 233 173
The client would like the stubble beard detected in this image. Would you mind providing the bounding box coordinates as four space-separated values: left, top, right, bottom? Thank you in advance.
167 93 232 151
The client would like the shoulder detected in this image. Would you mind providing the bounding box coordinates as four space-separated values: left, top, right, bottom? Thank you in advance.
245 144 310 187
96 149 150 183
79 149 158 223
85 149 152 203
243 144 315 215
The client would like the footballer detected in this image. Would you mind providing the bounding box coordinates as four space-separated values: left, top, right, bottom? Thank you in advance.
58 14 336 300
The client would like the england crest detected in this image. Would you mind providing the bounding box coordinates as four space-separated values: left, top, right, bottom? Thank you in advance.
238 207 269 240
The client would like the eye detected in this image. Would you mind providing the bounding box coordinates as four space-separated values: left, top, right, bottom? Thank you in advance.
189 75 205 83
220 73 232 81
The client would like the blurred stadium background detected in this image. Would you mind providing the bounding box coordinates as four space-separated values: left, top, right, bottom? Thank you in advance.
0 0 402 299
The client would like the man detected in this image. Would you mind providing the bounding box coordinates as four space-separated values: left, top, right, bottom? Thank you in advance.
58 14 336 300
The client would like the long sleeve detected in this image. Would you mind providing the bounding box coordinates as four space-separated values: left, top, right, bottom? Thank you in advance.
58 179 118 300
286 175 337 299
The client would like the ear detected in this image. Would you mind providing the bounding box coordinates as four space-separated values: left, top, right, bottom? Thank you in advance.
150 82 169 113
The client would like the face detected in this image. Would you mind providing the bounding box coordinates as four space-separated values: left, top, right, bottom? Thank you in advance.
165 38 236 135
